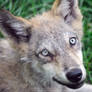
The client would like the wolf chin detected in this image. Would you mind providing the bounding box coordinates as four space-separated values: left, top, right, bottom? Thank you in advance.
0 0 92 92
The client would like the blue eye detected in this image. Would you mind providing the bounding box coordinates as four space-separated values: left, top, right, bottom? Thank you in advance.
69 37 76 46
41 49 49 56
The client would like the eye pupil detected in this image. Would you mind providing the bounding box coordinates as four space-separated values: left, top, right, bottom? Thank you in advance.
41 49 49 56
69 37 76 45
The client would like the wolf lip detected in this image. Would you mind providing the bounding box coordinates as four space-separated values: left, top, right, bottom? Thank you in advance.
66 82 84 89
53 77 84 89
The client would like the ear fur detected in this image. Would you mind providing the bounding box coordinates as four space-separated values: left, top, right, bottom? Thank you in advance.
52 0 82 23
0 10 31 43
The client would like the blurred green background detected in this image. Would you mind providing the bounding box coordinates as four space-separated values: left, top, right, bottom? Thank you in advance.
0 0 92 84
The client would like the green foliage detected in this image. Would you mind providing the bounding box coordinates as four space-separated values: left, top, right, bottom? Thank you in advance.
0 0 92 84
79 0 92 83
0 0 54 18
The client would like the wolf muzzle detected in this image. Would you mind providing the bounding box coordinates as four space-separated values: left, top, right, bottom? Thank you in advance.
53 68 85 89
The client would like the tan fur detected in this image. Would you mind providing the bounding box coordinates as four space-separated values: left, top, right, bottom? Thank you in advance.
0 0 92 92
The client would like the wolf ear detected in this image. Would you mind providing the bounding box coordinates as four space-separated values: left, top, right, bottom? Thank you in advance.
52 0 82 23
0 10 31 43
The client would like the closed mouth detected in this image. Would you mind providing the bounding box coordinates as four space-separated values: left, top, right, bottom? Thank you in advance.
53 77 84 89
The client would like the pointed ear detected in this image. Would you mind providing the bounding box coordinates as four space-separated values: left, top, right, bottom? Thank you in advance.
52 0 82 23
0 10 31 43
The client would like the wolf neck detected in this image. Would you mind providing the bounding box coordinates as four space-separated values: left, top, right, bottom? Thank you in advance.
24 78 62 92
21 63 62 92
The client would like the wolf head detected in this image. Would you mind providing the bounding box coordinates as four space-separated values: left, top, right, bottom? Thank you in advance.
0 0 86 89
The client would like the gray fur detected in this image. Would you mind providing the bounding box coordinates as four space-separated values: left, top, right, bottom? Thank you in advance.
0 0 92 92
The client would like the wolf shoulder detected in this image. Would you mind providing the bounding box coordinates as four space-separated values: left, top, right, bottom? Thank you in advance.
0 39 17 63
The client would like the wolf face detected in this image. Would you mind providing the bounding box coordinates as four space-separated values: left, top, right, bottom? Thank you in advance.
0 0 86 89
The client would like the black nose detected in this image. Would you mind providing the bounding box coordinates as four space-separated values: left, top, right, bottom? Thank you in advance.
66 68 82 83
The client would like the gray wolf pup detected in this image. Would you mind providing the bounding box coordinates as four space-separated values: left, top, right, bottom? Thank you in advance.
0 0 92 92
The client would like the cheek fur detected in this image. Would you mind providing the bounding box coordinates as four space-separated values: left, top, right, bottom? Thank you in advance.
42 63 56 77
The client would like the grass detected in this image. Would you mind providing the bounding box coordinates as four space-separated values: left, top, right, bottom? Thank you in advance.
0 0 92 84
79 0 92 83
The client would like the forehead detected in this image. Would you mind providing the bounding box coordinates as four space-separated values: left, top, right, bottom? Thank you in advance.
30 13 77 39
29 14 81 52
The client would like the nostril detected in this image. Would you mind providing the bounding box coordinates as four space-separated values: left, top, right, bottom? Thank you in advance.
66 68 82 83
